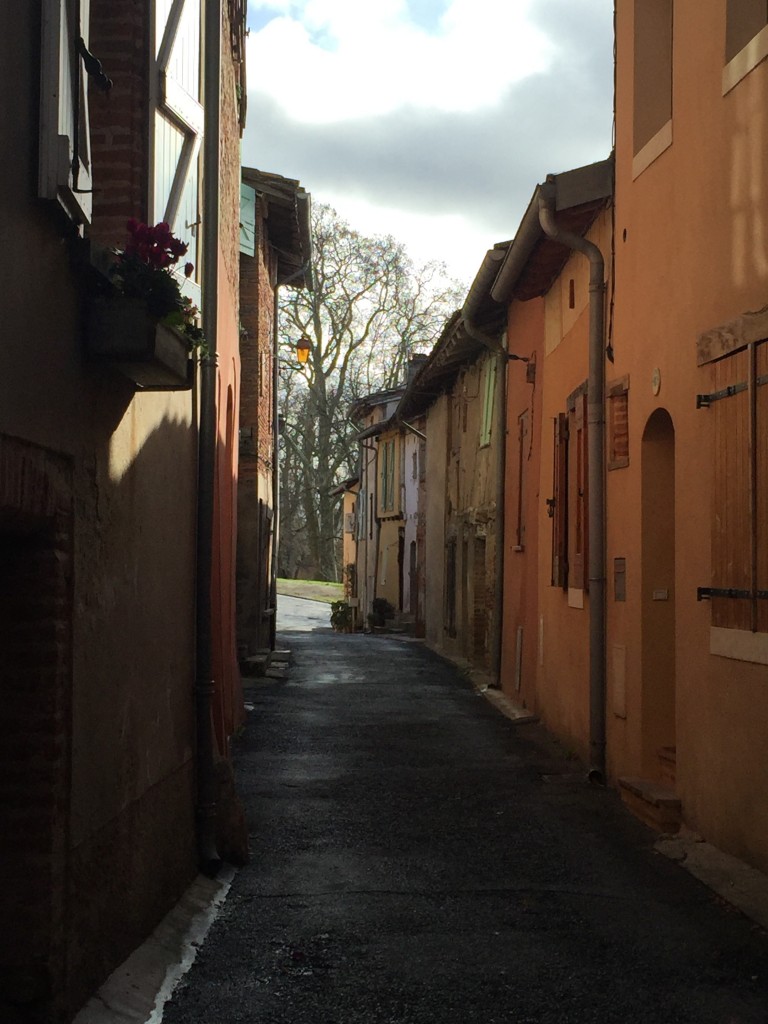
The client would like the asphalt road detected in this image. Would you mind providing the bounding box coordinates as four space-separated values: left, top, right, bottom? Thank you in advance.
276 594 332 632
163 632 768 1023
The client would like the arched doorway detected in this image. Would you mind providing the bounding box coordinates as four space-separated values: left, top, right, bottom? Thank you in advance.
641 408 677 785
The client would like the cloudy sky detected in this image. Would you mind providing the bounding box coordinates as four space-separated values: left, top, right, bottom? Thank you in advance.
242 0 614 286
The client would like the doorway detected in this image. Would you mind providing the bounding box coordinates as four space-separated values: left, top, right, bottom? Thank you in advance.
641 409 676 785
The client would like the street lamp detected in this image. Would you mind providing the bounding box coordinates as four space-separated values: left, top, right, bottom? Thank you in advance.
296 336 311 365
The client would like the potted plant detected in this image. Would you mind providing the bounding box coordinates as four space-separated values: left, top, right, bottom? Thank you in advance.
370 597 394 629
330 600 354 633
86 219 205 390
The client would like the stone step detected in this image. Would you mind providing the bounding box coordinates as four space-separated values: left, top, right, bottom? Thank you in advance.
618 776 681 834
240 649 272 678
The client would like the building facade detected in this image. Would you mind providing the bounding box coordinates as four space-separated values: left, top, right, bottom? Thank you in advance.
238 169 312 659
0 2 247 1018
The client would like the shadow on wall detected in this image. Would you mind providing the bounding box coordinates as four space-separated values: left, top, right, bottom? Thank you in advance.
0 396 201 1021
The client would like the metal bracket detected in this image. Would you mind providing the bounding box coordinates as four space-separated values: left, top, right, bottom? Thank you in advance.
698 587 768 601
77 36 113 92
696 381 748 408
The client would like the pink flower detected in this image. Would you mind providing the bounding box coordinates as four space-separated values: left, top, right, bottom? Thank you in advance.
184 262 194 278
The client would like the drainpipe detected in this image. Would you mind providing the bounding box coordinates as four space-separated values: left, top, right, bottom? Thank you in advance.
195 0 222 873
461 248 507 686
269 287 280 650
538 179 607 783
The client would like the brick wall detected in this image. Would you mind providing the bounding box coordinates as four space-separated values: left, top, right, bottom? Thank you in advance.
237 201 278 655
220 1 243 309
89 2 150 247
239 206 276 477
0 435 73 1023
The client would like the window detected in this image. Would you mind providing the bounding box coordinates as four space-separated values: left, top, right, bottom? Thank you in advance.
357 488 367 540
480 358 497 447
379 437 396 513
726 0 768 60
697 334 768 637
550 384 589 592
153 0 204 297
39 0 96 225
515 410 530 551
569 388 589 592
723 0 768 92
446 538 457 638
632 0 673 176
551 412 568 589
240 183 257 255
607 376 630 471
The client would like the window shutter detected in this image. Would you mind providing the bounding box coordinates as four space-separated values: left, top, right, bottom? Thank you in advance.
387 439 396 511
705 343 768 632
480 359 497 446
153 0 204 301
515 410 529 550
607 376 630 470
551 413 569 588
379 441 388 513
240 183 256 256
570 392 588 591
759 342 768 633
39 0 94 225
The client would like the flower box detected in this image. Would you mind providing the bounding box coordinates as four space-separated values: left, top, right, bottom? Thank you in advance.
85 294 193 391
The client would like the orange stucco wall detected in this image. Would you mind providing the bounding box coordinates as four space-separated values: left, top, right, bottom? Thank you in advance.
526 213 613 761
612 1 768 870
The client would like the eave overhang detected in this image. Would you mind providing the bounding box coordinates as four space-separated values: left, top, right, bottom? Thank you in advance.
490 157 613 304
242 167 314 289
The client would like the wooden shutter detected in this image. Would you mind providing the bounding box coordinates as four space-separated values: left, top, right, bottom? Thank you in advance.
39 0 94 224
379 441 387 513
707 341 768 632
551 413 568 588
387 439 396 511
570 391 589 591
515 410 529 550
153 0 203 301
240 183 256 256
759 341 768 633
607 376 630 470
480 359 497 446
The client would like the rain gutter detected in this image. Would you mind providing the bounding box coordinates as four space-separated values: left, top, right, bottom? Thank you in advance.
538 178 607 783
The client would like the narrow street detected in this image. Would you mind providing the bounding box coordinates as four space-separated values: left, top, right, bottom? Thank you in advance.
163 625 768 1024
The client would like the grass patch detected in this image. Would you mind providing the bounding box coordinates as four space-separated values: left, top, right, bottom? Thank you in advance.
276 578 344 604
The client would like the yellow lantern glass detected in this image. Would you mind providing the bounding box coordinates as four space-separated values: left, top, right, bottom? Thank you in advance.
296 336 311 364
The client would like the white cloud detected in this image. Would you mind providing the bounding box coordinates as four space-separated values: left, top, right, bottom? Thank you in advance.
315 190 497 284
243 0 614 285
247 0 554 122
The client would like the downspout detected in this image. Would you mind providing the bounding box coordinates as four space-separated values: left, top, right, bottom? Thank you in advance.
538 179 607 783
461 247 507 687
357 439 379 628
372 438 382 622
269 287 279 650
195 0 222 873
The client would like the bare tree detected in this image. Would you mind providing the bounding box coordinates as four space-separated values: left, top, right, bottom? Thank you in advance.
278 204 464 581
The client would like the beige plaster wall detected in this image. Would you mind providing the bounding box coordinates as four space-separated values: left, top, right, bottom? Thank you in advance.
425 397 448 648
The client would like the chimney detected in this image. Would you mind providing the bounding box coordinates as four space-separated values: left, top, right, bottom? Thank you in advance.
406 354 429 384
